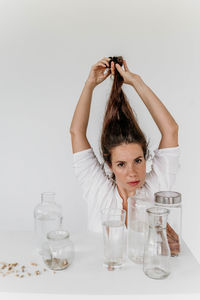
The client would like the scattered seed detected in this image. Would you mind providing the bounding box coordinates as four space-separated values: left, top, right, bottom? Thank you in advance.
12 263 18 267
30 262 38 266
35 270 40 276
20 275 24 278
1 264 7 270
27 273 32 276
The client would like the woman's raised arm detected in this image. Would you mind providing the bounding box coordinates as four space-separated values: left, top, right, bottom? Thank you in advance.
70 57 111 153
114 61 179 149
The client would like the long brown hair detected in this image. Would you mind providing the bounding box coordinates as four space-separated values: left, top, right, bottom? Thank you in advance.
100 56 149 178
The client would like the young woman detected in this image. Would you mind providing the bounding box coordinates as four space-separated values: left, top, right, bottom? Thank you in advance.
70 56 180 232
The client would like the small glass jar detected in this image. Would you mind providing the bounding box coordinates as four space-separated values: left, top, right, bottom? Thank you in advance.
42 229 74 271
154 191 182 257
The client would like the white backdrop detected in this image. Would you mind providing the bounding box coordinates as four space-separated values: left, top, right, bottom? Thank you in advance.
0 0 200 263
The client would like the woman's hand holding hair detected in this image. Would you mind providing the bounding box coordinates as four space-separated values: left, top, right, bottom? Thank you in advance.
86 57 111 88
114 59 178 149
114 60 142 87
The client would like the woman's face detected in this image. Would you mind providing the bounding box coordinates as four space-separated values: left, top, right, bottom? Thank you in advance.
109 143 146 194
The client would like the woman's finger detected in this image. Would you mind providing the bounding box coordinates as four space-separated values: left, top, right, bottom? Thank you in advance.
98 59 110 68
111 61 115 75
123 60 129 72
95 62 107 68
115 63 124 75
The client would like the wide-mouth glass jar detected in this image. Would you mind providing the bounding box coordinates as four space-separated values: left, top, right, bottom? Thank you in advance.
42 229 74 270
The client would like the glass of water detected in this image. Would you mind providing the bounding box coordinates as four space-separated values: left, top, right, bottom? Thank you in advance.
100 208 126 271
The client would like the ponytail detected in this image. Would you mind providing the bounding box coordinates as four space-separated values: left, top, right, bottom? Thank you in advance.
100 56 149 172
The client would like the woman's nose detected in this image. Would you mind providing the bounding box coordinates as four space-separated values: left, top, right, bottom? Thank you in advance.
127 165 137 176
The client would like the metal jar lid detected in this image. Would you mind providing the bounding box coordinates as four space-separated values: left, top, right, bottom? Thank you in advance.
154 191 182 205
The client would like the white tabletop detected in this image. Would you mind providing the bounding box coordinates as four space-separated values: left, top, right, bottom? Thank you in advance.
0 230 200 295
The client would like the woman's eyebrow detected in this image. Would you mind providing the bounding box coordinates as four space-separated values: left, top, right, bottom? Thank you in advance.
115 156 143 163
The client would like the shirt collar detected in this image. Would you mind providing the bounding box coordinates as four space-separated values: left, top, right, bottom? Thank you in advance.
114 185 123 208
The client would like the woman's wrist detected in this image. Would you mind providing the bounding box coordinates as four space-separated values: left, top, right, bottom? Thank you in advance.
85 79 96 90
130 75 146 92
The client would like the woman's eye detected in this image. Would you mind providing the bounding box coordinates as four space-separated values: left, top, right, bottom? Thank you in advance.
135 159 142 164
117 163 124 167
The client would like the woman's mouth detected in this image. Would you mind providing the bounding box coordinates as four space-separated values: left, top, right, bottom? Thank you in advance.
127 181 140 186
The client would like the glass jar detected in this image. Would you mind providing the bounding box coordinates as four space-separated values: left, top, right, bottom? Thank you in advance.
127 189 153 264
42 229 74 271
34 192 63 251
154 191 182 257
143 207 171 280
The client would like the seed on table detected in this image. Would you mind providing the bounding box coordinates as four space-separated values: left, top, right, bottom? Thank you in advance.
35 270 40 275
30 262 38 266
20 275 24 278
1 264 7 269
12 263 18 267
27 273 32 276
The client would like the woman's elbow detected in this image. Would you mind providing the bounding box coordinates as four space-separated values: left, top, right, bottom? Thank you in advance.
172 123 179 134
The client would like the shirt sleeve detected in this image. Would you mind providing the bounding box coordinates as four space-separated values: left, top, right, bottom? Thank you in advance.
145 146 181 195
72 148 113 207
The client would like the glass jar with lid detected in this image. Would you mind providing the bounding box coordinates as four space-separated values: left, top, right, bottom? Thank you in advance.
154 191 182 257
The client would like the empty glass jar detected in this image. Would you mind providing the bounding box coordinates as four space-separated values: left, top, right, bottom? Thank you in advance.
42 229 74 270
155 191 182 257
143 207 171 280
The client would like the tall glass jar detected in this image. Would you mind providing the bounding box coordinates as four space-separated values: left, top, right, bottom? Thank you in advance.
127 190 153 264
143 207 171 280
34 192 63 251
42 229 74 270
154 191 182 257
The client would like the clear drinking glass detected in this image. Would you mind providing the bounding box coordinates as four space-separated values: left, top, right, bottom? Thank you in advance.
101 208 126 271
34 192 63 252
127 191 152 264
143 207 171 280
42 229 74 271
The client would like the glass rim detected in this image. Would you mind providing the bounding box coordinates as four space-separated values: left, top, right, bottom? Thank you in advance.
127 196 148 207
47 230 70 240
146 206 169 215
41 192 56 196
100 208 126 216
